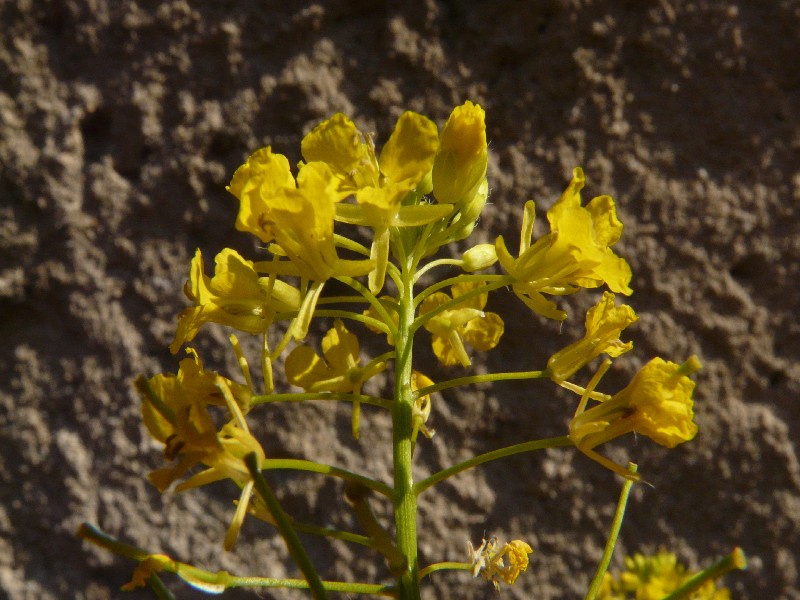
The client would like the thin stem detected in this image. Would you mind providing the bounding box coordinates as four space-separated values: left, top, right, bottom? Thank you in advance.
363 350 396 372
78 523 396 596
312 309 392 335
413 274 510 308
258 457 394 498
660 547 747 600
147 574 175 600
334 233 371 256
316 295 371 305
411 370 546 400
584 463 638 600
386 260 404 291
251 391 392 411
418 562 473 580
336 276 400 340
290 521 374 548
270 323 296 361
245 453 329 600
415 436 574 495
412 258 463 284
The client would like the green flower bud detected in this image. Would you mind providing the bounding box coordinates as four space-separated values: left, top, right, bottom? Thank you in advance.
462 243 498 272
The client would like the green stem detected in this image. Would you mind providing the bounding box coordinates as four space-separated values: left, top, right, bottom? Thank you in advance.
418 562 473 580
79 523 396 596
245 453 329 600
147 574 175 600
316 295 371 305
310 309 393 334
411 370 546 400
336 275 400 339
393 255 421 600
584 463 638 600
412 258 463 283
290 521 374 548
412 273 510 308
334 233 371 256
415 436 573 495
660 547 747 600
256 457 393 498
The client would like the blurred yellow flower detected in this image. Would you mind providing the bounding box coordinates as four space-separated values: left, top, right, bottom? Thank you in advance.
496 168 632 320
419 281 504 367
597 550 731 600
170 248 301 354
547 292 638 382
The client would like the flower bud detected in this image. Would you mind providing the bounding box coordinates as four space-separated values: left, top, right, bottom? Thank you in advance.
462 243 498 272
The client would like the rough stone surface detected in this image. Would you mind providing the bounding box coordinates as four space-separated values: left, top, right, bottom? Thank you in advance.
1 1 798 598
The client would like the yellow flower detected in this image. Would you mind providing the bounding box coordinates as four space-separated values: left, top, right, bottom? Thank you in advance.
432 100 488 206
569 356 700 478
141 356 257 490
420 281 504 367
170 248 301 354
302 111 448 292
467 537 533 591
302 111 440 221
598 550 732 600
227 149 374 282
142 350 251 443
547 292 638 382
284 319 386 393
496 168 632 320
285 319 387 439
140 368 264 550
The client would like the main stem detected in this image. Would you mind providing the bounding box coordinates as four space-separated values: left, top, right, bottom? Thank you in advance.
393 255 420 600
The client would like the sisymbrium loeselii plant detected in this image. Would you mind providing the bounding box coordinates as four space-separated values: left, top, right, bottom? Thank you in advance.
80 102 746 599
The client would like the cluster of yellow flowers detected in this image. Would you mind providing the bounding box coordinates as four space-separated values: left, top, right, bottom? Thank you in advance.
117 101 722 598
598 551 732 600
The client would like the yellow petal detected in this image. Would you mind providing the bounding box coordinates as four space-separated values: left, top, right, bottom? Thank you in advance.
431 332 468 367
450 280 488 311
267 162 339 281
321 319 360 373
462 312 504 351
300 113 375 193
227 147 295 243
432 101 488 205
379 111 439 185
285 345 331 390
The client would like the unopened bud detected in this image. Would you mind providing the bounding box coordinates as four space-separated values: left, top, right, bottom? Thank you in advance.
462 244 498 272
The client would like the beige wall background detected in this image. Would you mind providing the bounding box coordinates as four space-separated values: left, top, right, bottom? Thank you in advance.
1 1 798 598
